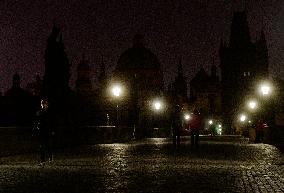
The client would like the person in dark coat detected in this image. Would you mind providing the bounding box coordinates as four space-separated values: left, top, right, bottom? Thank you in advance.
189 109 202 149
172 105 183 149
255 119 267 143
35 99 54 164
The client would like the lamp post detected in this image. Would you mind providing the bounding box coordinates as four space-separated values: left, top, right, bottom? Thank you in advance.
111 84 122 126
239 113 249 137
151 99 164 136
258 82 273 124
247 100 257 110
258 82 275 143
240 114 247 122
153 101 162 111
259 84 271 96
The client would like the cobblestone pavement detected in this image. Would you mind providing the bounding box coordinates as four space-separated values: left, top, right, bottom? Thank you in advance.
0 137 284 193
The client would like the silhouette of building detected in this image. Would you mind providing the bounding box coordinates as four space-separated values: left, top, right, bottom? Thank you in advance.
97 55 107 93
75 54 102 126
219 11 269 132
115 34 164 95
3 73 36 126
26 74 43 97
112 34 165 138
189 66 221 119
170 59 188 107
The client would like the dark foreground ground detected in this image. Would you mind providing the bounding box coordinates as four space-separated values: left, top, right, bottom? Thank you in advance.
0 136 284 193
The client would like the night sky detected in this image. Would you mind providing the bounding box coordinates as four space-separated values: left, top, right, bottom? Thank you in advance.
0 0 283 93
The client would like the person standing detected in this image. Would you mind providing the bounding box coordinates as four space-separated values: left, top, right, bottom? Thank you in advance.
189 109 202 149
172 105 183 149
255 119 267 143
35 99 54 164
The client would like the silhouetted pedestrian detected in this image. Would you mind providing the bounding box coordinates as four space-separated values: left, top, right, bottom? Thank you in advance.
189 109 202 149
34 99 54 164
255 119 267 143
209 123 215 136
172 105 182 149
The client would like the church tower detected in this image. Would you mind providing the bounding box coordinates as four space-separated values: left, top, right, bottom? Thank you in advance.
114 34 165 138
171 59 188 105
220 11 269 133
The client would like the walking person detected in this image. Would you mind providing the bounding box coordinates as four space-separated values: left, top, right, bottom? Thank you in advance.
34 98 54 165
172 105 183 149
189 109 202 149
255 119 267 143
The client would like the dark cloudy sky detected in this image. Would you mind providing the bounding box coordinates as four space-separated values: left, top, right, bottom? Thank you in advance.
0 0 283 93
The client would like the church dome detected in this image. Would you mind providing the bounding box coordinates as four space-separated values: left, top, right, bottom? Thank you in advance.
116 34 161 71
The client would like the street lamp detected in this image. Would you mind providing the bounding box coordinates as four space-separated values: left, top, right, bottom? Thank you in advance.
150 99 165 135
240 114 247 122
152 100 163 112
259 83 271 96
110 84 123 126
217 125 222 135
112 85 122 97
208 120 213 125
247 100 257 110
258 81 274 128
184 113 191 121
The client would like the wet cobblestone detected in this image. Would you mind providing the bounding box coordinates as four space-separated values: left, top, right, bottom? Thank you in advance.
0 137 284 192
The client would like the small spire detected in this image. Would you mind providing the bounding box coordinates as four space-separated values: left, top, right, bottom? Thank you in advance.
260 29 266 41
178 58 183 76
258 29 267 50
51 22 60 35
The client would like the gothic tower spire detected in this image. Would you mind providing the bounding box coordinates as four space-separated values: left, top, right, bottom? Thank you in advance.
229 11 251 48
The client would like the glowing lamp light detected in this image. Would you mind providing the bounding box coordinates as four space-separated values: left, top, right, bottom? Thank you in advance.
218 128 222 135
153 100 163 111
154 102 161 110
240 114 247 122
184 114 190 120
260 84 271 96
248 100 257 110
218 124 222 128
208 120 213 125
112 85 122 97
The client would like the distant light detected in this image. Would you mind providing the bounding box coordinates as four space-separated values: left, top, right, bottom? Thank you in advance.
217 128 222 135
248 100 257 109
184 114 190 120
218 124 222 128
260 84 271 96
153 100 163 111
154 102 161 110
248 120 252 123
112 85 122 97
240 114 247 122
208 120 213 125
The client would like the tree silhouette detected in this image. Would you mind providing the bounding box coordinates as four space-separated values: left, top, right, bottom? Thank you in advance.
43 24 71 103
